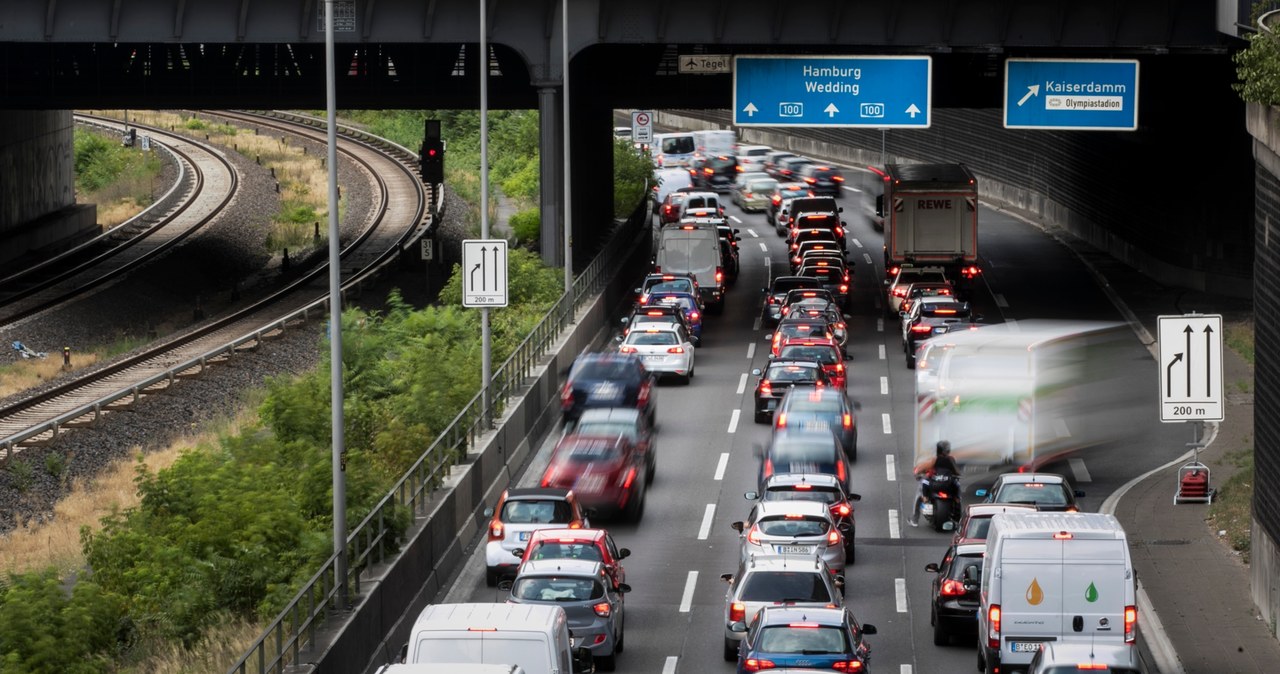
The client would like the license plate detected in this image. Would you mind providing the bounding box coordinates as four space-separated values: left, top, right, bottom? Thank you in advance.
933 326 949 334
777 545 814 555
802 421 828 431
644 355 664 362
518 532 532 541
590 382 620 399
1010 642 1042 653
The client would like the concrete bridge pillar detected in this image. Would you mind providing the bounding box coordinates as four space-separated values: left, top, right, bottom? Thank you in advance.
537 86 563 269
0 110 97 267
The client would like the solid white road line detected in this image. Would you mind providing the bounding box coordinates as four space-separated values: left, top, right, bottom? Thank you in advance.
880 376 889 395
730 215 743 223
878 344 886 360
747 228 759 238
1069 457 1092 482
663 657 679 674
698 504 716 540
876 318 884 332
852 238 864 249
747 343 756 359
715 452 731 480
728 409 741 434
886 454 896 481
888 509 901 539
758 242 768 252
995 293 1009 308
679 571 698 612
882 413 892 434
736 373 749 395
895 578 908 612
863 253 873 264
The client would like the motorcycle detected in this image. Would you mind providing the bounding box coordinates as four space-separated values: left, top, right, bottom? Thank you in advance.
916 473 962 532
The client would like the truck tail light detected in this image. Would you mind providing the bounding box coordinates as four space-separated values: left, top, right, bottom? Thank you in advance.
716 268 724 283
729 601 746 623
1124 605 1137 643
987 604 1001 650
489 521 504 541
593 602 612 617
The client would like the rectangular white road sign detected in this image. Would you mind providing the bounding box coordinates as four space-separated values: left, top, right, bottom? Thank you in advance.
631 110 654 144
1157 314 1224 422
462 239 508 307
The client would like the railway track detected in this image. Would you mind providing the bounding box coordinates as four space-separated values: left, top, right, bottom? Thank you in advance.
0 110 433 463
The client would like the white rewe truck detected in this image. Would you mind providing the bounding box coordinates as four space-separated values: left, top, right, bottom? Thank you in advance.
876 163 980 293
978 512 1137 674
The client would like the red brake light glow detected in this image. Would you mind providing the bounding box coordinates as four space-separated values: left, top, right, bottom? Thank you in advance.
940 579 966 596
832 661 862 671
593 602 612 617
1124 604 1137 643
489 521 504 540
743 657 775 671
775 412 787 428
842 413 853 429
827 529 841 546
987 604 1001 649
746 525 762 545
729 601 746 622
833 503 851 517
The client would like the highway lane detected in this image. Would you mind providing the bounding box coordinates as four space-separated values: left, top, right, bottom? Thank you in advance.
431 161 1189 673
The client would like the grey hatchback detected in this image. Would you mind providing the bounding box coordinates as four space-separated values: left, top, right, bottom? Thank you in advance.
505 559 631 671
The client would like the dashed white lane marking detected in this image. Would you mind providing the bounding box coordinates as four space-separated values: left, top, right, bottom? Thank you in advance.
736 373 749 395
902 665 913 674
886 454 896 481
863 253 873 264
752 317 762 331
730 215 743 223
888 509 902 539
876 318 884 332
697 504 716 540
728 409 741 434
843 185 863 193
995 293 1009 308
895 578 908 612
852 238 864 248
663 657 678 674
759 242 768 252
882 413 892 434
747 228 759 238
715 452 731 481
878 344 886 360
1070 457 1092 483
679 571 698 612
880 376 889 395
747 343 757 359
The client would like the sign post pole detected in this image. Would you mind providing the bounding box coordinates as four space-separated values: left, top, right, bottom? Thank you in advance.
479 0 492 424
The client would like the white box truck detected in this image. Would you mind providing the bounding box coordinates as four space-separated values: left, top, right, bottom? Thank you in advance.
876 163 981 294
400 603 594 674
978 513 1137 674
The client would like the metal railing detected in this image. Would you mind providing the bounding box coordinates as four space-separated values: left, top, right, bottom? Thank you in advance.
227 204 650 674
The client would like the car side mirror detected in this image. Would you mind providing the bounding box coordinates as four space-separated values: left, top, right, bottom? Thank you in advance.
617 583 632 594
925 562 940 573
974 489 989 498
730 521 745 533
882 279 891 286
761 287 768 294
751 368 762 377
744 490 759 500
734 228 741 235
498 579 514 591
861 624 878 636
848 492 862 501
851 402 862 412
614 335 623 343
618 547 631 559
844 353 853 362
397 642 408 664
513 548 525 558
730 621 748 633
964 564 981 583
483 507 495 518
620 316 630 325
633 287 642 294
571 646 596 674
753 443 765 458
721 572 735 583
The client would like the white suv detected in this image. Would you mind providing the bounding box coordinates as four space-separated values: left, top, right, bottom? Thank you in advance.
719 554 843 661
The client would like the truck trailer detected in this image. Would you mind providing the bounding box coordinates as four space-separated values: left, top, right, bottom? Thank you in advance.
876 163 981 291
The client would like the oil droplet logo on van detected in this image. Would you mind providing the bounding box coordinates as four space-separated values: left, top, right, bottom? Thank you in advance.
1025 578 1044 605
1085 582 1099 603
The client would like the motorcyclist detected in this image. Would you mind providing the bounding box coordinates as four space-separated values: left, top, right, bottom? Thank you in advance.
908 440 961 527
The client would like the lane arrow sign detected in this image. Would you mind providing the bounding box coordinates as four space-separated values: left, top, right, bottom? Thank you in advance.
479 246 489 291
824 103 839 118
1166 352 1183 398
1183 326 1192 397
1204 325 1214 396
743 103 758 117
905 104 921 118
1017 84 1040 107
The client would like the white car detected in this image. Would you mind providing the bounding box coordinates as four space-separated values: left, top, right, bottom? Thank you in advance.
736 144 773 172
617 323 695 384
885 265 950 316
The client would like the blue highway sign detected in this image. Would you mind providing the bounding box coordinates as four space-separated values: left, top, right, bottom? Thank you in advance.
734 55 931 128
1004 59 1139 130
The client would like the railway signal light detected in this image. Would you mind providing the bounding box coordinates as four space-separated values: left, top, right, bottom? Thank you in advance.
420 139 444 185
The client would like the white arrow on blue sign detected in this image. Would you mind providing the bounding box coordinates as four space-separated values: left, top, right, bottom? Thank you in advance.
733 55 931 128
1004 59 1140 131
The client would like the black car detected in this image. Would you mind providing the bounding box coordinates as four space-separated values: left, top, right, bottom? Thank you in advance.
751 360 828 423
797 261 851 308
690 154 739 192
772 387 859 461
758 427 851 491
718 238 740 284
789 228 842 262
902 296 978 368
773 155 815 182
924 542 985 645
787 211 846 250
561 353 656 424
760 276 822 327
621 303 694 341
796 164 847 197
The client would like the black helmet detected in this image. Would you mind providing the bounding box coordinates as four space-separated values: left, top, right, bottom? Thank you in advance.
936 440 952 456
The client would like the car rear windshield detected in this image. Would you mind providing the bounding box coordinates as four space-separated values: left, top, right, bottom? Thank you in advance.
962 516 994 540
645 280 694 294
572 360 639 381
766 365 821 383
795 213 839 228
662 136 695 154
947 554 983 582
747 179 778 192
758 516 831 537
574 421 639 440
757 625 849 654
777 323 828 340
773 279 818 294
771 438 838 464
766 486 842 505
629 331 678 346
706 156 736 171
512 576 604 602
738 571 833 603
996 483 1070 506
529 541 604 563
778 346 839 364
502 500 574 524
1041 668 1139 674
562 439 625 462
657 297 696 313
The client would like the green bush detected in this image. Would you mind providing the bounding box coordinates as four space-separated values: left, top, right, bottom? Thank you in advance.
510 208 540 244
1234 8 1280 104
0 569 125 673
8 459 33 494
613 139 655 219
74 129 163 196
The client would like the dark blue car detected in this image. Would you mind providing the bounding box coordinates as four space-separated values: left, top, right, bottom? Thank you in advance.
735 605 876 673
560 353 655 424
646 291 703 344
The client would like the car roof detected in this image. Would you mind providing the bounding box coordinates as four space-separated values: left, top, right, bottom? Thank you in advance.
577 408 642 423
527 528 606 544
764 473 843 489
755 500 833 518
519 559 606 578
995 472 1069 485
744 553 831 572
767 360 823 370
757 605 846 626
506 487 573 500
953 542 987 556
1036 641 1140 666
964 503 1037 518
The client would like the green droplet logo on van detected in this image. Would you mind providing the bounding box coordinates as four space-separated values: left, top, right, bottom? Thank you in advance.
1085 582 1099 603
1026 578 1044 605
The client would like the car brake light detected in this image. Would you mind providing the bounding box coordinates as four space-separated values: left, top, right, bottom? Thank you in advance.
842 413 853 429
1074 666 1108 671
772 195 781 204
892 287 907 297
832 661 862 671
704 167 714 175
832 175 845 182
760 382 772 396
743 658 775 671
827 529 841 546
653 265 661 272
940 579 966 596
763 458 774 479
716 268 724 283
835 227 843 237
621 467 637 489
730 601 746 623
561 383 573 409
1124 604 1137 643
489 521 504 540
836 460 846 483
839 284 849 293
619 345 638 353
689 312 700 320
804 177 816 184
775 412 787 428
746 525 763 545
593 601 612 617
911 324 934 334
987 604 1001 649
637 381 651 407
667 346 685 354
833 503 851 517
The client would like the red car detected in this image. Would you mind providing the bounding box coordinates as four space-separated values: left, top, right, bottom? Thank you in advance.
540 433 650 523
514 528 631 589
774 337 846 388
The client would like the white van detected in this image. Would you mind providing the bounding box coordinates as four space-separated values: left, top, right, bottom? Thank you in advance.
653 132 696 168
402 603 594 674
978 513 1136 674
693 129 736 157
377 665 526 674
654 224 725 311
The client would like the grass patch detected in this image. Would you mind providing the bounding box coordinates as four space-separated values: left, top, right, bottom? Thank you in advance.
75 128 164 228
0 334 151 399
1226 319 1254 366
1209 441 1254 563
118 615 266 674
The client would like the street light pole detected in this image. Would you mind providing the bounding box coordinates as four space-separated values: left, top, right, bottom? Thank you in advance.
480 0 492 419
562 0 573 301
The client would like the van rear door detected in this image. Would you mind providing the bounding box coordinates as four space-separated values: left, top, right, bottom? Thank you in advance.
998 538 1064 656
1062 539 1129 642
480 634 554 674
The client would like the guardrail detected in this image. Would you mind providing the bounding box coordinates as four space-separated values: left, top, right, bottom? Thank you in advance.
226 199 649 674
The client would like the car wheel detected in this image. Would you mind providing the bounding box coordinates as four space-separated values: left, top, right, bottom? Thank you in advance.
906 353 916 369
754 410 768 424
625 490 645 523
933 617 950 646
647 455 656 485
485 568 499 588
596 652 617 671
724 637 739 662
977 646 986 672
845 541 856 565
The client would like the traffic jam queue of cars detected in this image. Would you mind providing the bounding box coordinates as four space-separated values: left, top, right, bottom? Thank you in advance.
383 131 1144 674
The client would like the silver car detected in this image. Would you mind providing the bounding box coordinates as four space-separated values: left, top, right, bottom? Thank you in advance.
731 500 847 575
719 554 844 661
505 559 630 671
